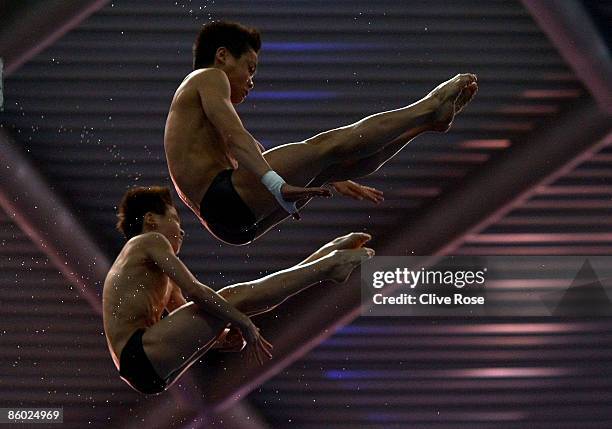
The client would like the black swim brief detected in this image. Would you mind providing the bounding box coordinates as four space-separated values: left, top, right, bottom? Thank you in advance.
119 328 167 395
200 169 258 245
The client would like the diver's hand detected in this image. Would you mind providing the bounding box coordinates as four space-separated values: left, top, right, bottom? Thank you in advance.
280 184 332 220
235 316 273 365
331 181 384 204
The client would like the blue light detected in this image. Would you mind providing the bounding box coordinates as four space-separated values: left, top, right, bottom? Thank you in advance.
368 413 393 422
325 370 374 380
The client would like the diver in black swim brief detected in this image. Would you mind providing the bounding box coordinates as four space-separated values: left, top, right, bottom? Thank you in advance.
104 186 372 395
104 186 271 395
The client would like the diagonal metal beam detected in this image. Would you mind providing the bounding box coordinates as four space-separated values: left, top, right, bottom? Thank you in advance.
0 129 109 311
522 0 612 114
194 97 611 410
0 0 109 76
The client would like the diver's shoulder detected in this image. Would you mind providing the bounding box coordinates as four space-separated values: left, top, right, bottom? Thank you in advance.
185 68 228 86
129 232 172 248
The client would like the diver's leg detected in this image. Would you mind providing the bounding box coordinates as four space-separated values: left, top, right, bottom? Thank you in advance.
240 125 431 241
310 125 431 184
141 303 230 387
216 246 372 316
141 246 371 385
232 74 477 220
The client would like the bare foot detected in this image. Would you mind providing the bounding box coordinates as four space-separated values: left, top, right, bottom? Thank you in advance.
326 247 375 283
303 232 372 264
455 81 478 115
427 73 478 132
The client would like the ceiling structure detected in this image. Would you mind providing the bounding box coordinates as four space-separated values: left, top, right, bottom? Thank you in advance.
1 1 611 428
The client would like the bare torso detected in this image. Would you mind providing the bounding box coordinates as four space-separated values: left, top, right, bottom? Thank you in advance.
102 234 173 370
164 69 238 216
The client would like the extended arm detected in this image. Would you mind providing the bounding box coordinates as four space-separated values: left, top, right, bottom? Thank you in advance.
165 280 243 350
143 232 249 326
142 232 273 363
196 68 273 179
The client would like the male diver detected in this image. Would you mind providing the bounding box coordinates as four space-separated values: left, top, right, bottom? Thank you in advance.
102 186 373 394
164 21 477 245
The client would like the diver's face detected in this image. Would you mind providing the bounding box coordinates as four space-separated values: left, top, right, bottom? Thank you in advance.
152 205 184 254
221 48 258 104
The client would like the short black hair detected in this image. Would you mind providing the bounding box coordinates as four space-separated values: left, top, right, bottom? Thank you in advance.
116 186 174 240
193 20 261 70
